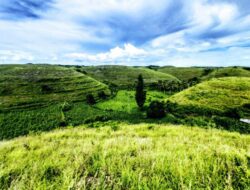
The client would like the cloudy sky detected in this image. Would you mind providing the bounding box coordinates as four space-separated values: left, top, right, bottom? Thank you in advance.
0 0 250 66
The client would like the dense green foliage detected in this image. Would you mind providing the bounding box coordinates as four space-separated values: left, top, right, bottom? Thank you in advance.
135 74 146 109
147 101 165 118
0 124 249 190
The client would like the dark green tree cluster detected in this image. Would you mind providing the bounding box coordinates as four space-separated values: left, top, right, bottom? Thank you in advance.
147 101 166 119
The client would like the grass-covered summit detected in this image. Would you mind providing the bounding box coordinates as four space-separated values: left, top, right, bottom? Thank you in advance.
0 123 249 190
202 67 250 80
170 77 250 113
78 65 179 88
157 66 205 81
0 64 109 111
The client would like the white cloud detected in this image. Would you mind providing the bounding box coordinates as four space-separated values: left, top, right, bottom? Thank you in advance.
192 1 238 27
0 50 34 62
65 43 147 62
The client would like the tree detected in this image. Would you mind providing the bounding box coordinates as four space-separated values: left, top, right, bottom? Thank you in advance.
98 91 107 99
147 101 165 118
86 94 96 105
135 74 146 109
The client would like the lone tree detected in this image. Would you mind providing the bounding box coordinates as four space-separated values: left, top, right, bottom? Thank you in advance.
135 74 146 109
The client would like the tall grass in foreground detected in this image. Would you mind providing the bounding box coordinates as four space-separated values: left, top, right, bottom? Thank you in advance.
0 124 249 189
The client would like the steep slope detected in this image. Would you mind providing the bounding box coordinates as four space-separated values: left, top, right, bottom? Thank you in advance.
0 124 249 189
158 66 205 81
170 77 250 112
78 65 179 88
0 64 110 111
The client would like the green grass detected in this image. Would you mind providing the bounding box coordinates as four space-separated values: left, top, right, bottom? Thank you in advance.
78 65 179 88
170 77 250 113
0 124 249 189
158 66 205 81
0 64 110 111
96 90 169 113
202 67 250 80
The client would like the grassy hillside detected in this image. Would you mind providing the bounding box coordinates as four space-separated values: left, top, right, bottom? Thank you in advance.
157 66 205 81
0 90 169 140
170 77 250 113
77 65 179 88
0 124 249 190
202 67 250 80
0 64 110 111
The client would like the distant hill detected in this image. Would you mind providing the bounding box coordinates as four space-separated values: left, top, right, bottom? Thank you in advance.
201 67 250 80
170 77 250 112
157 66 205 81
0 64 110 110
77 65 179 88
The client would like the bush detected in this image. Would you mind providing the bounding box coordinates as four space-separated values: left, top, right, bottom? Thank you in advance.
42 166 61 181
147 101 166 119
84 115 111 124
86 94 96 105
41 84 53 94
98 91 107 99
242 103 250 109
224 108 243 119
213 116 250 133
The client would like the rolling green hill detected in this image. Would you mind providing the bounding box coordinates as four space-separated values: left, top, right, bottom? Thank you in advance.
0 123 249 190
77 65 179 88
202 67 250 80
0 64 110 111
157 66 205 81
169 77 250 113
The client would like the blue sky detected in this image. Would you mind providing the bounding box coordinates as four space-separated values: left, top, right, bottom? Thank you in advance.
0 0 250 66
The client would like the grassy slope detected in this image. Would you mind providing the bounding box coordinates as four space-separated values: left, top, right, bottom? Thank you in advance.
0 90 169 140
158 66 205 81
202 67 250 80
0 124 249 189
0 64 109 111
170 77 250 112
80 65 179 88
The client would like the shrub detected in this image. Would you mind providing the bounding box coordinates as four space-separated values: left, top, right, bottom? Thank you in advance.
86 94 96 105
213 116 250 133
98 91 107 99
42 166 61 181
224 108 243 119
84 115 110 124
41 84 53 94
147 101 166 119
242 103 250 109
111 124 119 131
